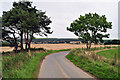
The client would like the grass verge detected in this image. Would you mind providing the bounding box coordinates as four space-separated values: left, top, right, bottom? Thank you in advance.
96 48 119 59
66 48 119 79
2 49 70 78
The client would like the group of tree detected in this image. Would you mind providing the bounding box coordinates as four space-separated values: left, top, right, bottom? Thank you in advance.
2 1 52 53
67 13 112 50
1 1 112 52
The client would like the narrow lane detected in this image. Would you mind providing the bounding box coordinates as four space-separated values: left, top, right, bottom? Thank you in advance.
38 51 94 78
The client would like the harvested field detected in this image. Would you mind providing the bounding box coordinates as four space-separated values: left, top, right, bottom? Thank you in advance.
0 47 14 52
0 44 118 52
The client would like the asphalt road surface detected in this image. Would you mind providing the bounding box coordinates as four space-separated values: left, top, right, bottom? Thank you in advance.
38 51 95 78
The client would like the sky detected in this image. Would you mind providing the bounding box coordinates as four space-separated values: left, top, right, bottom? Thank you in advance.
0 0 119 39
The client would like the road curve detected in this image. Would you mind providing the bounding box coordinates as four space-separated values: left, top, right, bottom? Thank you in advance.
38 51 94 78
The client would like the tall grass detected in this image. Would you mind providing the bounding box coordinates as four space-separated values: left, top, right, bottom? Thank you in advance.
66 48 119 78
2 49 70 78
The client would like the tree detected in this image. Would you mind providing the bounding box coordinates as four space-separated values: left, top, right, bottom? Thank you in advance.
2 1 52 52
27 10 52 51
2 10 20 52
2 1 31 51
22 9 52 51
67 13 112 50
12 1 34 51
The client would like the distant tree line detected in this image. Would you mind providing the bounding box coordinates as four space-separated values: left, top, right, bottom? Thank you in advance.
0 41 14 47
104 39 120 45
31 38 80 44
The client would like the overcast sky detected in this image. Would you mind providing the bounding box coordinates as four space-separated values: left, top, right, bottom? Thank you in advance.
0 0 119 39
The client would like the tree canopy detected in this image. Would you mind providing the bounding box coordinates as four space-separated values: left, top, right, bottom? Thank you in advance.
2 1 52 52
67 13 112 49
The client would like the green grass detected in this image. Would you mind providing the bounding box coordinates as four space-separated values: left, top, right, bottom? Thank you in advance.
85 46 117 51
96 48 119 60
66 48 119 78
2 49 70 78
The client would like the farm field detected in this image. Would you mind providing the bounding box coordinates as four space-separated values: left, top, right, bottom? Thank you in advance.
0 44 118 52
96 48 119 60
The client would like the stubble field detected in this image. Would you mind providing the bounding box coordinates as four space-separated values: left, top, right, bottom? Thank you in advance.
0 44 118 52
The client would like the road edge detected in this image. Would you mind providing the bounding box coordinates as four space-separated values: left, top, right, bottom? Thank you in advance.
65 52 98 79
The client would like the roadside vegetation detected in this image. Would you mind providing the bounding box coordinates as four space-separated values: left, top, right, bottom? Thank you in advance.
66 46 119 78
2 49 70 78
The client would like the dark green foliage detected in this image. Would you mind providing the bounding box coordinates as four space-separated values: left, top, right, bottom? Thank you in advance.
2 1 52 52
67 13 112 49
104 39 120 45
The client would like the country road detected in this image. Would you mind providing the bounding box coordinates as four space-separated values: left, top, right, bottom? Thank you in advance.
38 51 95 78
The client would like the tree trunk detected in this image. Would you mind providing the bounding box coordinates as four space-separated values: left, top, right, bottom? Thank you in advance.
28 33 33 51
28 39 32 51
86 42 89 50
13 33 18 53
20 30 24 51
25 41 28 51
26 32 29 52
88 42 91 50
14 43 18 53
86 41 91 50
25 33 27 51
28 42 31 51
25 32 28 52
